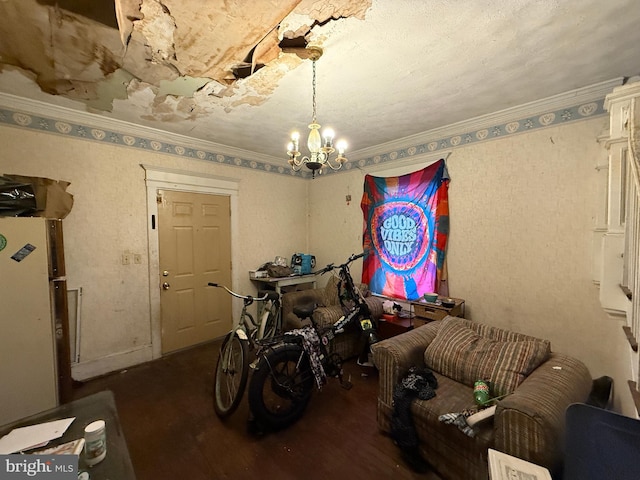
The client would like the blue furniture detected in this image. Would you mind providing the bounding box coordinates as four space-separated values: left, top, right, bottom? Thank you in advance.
564 402 640 480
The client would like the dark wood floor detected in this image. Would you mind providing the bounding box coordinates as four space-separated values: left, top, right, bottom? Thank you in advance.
73 339 441 480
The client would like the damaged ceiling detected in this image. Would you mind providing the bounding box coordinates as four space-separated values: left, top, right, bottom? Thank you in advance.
0 0 639 161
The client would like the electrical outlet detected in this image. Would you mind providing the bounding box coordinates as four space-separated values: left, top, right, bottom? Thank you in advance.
134 254 142 264
122 253 132 265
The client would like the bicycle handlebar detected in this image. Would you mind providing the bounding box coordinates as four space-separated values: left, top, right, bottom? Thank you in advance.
207 282 272 302
319 252 366 274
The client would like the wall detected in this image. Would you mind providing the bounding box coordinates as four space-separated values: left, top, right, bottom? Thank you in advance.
308 118 636 416
0 125 308 377
1 83 635 416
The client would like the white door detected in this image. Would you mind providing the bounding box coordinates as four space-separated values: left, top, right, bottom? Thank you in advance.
157 191 232 354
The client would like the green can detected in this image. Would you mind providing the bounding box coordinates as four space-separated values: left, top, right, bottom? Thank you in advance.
474 380 490 405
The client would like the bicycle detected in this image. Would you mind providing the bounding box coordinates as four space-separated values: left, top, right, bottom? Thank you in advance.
246 252 379 431
208 282 282 418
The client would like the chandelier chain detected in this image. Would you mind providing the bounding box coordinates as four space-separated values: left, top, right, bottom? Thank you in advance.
312 59 317 123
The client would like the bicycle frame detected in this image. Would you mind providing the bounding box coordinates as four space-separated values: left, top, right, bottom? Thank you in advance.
209 282 275 339
323 253 375 342
257 253 375 387
255 295 281 341
247 253 378 431
209 282 282 418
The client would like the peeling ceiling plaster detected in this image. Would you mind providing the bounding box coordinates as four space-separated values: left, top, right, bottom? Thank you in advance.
1 0 640 161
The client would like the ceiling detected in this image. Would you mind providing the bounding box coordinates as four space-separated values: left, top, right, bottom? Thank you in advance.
1 0 639 162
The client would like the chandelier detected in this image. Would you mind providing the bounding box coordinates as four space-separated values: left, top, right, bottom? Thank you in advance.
287 46 348 178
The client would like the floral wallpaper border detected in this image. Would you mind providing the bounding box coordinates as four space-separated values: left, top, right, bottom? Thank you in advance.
347 100 605 174
0 99 606 179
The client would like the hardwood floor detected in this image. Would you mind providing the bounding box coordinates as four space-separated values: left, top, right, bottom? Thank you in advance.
73 339 441 479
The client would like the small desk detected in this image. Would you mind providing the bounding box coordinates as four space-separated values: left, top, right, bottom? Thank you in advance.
0 390 136 479
411 296 465 327
249 272 318 294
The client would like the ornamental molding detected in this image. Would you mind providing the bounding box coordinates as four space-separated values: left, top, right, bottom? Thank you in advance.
0 78 622 179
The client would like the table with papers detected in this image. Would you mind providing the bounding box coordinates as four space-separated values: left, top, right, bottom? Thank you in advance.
0 390 136 479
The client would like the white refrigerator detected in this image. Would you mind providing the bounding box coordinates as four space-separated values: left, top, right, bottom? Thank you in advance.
0 217 71 426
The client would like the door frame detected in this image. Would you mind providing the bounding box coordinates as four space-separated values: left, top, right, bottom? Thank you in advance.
142 164 240 359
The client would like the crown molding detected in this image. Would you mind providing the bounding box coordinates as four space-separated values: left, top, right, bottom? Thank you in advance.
0 92 281 165
0 78 622 179
351 78 622 160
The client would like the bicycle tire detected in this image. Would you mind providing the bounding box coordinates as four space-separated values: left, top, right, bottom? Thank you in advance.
213 331 249 418
248 342 314 430
261 307 280 340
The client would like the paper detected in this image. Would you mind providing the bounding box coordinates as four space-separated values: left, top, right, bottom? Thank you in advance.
488 448 552 480
33 438 85 455
0 418 75 454
466 405 497 428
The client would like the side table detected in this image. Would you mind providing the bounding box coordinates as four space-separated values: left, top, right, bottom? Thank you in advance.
377 314 414 340
0 390 136 480
249 272 317 294
411 296 465 328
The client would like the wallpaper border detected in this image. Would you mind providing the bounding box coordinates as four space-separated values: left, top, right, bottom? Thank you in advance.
0 94 608 179
344 100 606 174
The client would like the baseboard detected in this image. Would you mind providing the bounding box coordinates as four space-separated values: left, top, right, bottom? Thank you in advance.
71 344 153 381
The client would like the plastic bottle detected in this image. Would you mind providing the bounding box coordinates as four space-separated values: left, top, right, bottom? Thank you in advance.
473 380 490 405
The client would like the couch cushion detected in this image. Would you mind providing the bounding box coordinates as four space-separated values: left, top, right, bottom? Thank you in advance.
424 317 551 397
322 276 340 307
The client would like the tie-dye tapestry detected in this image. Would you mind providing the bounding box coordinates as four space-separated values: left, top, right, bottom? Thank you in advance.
361 159 449 301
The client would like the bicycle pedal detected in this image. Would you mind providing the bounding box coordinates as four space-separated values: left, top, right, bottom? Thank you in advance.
249 359 258 369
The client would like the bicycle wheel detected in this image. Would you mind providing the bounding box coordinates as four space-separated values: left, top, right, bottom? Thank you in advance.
213 331 249 417
248 342 314 430
261 305 281 340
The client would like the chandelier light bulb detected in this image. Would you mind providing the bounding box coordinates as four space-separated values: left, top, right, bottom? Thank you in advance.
336 139 348 155
322 128 335 148
290 131 300 152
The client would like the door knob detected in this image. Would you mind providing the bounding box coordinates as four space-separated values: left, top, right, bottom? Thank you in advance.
162 282 170 290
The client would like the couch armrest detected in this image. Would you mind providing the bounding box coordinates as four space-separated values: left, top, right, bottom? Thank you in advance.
312 296 384 327
494 352 592 471
371 321 442 427
364 296 383 320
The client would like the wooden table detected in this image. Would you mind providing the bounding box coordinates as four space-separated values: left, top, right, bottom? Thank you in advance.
411 296 465 327
249 272 318 294
0 390 136 479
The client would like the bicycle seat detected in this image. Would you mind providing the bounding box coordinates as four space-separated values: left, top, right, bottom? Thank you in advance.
258 290 280 301
292 303 315 320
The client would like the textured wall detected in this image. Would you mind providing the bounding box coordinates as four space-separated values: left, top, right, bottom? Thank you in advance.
309 118 635 415
1 115 635 415
0 125 308 367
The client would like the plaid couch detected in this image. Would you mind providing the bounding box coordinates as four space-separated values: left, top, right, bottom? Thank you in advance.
372 317 592 479
281 275 383 361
